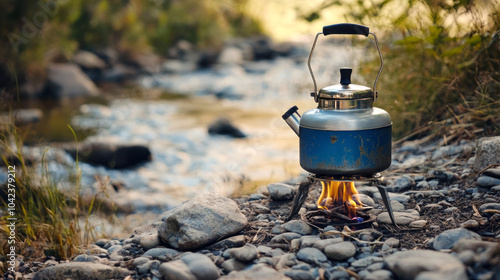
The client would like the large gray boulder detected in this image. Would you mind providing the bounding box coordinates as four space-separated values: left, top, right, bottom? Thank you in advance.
46 63 99 97
474 136 500 172
158 193 247 250
32 262 130 280
384 250 467 280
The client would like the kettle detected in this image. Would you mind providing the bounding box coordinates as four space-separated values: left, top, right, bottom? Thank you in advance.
283 23 392 177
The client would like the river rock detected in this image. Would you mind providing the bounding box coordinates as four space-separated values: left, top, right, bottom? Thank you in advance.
158 193 247 250
32 262 130 280
479 203 500 213
381 237 399 251
141 248 179 260
270 232 302 243
377 210 420 225
296 247 327 264
474 136 500 172
313 238 343 251
433 228 482 250
267 183 295 201
221 263 289 280
384 250 467 280
387 175 415 192
73 50 106 69
208 118 246 138
140 233 161 250
483 167 500 178
324 241 357 261
283 220 313 235
159 253 219 280
460 219 479 228
230 244 259 262
65 142 152 169
477 175 500 188
364 269 393 280
221 258 249 272
46 63 99 98
373 192 410 205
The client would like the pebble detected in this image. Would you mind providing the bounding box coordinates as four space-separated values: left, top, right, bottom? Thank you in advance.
220 263 289 280
180 253 220 280
32 262 130 280
477 175 500 188
324 242 357 261
364 269 393 280
267 183 295 201
373 192 410 205
230 244 259 262
384 250 466 280
132 257 150 267
283 220 313 235
381 237 399 251
271 232 302 243
409 220 427 228
142 248 180 261
140 233 160 250
351 256 383 269
377 210 420 225
443 207 458 213
73 254 100 262
284 269 315 280
296 248 328 264
460 219 479 228
354 193 376 206
390 200 405 211
221 258 249 272
433 228 482 250
313 238 343 251
479 202 500 213
299 236 321 249
387 175 415 192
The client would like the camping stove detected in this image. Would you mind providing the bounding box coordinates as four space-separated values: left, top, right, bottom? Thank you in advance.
282 23 397 226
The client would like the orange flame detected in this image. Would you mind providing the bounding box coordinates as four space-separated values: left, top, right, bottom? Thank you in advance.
317 181 360 218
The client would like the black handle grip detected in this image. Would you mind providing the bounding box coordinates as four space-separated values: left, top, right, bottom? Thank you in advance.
323 23 369 37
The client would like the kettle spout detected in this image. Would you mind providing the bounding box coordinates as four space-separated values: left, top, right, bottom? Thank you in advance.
282 106 301 137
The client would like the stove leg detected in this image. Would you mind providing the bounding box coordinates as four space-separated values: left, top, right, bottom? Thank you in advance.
376 185 399 228
286 180 313 222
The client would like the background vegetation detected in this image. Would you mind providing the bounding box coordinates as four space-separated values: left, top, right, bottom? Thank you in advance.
306 0 500 139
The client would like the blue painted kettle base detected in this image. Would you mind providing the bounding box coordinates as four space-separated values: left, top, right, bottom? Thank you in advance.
300 125 392 176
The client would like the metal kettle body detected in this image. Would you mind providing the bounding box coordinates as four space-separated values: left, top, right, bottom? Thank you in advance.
283 23 392 177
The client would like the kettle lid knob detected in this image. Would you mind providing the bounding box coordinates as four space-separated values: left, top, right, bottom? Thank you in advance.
340 67 352 85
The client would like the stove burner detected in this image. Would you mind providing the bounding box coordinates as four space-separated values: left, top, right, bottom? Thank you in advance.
287 173 399 227
309 173 383 182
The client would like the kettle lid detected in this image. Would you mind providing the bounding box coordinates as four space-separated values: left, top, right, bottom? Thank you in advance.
318 68 373 100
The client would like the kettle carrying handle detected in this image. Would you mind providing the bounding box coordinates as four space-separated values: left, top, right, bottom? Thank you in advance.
308 23 384 102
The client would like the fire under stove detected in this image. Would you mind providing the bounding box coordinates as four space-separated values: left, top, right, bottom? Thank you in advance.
286 174 398 229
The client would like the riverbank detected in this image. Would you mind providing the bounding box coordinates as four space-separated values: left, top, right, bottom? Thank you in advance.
9 132 500 280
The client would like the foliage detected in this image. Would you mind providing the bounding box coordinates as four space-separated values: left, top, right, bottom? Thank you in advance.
0 0 262 88
303 0 500 139
0 118 113 269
